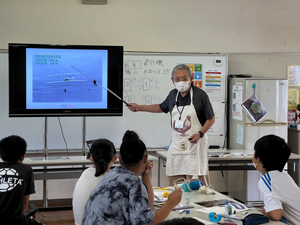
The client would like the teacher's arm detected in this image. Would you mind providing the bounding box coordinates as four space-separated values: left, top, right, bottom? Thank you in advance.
200 116 215 134
127 103 163 113
189 116 215 143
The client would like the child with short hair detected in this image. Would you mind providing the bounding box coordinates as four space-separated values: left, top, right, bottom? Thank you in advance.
0 135 42 225
253 134 300 224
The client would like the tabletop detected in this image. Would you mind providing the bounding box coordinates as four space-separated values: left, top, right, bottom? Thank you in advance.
154 187 285 225
156 149 300 163
0 155 158 167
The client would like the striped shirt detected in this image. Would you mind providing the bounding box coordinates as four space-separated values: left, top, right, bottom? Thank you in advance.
258 171 300 225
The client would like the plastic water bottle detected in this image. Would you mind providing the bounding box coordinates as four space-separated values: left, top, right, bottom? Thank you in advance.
186 193 190 206
224 201 229 215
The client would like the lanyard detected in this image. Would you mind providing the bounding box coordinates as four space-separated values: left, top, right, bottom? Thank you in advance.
176 90 190 120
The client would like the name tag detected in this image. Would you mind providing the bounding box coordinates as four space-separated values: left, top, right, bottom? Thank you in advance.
175 120 183 128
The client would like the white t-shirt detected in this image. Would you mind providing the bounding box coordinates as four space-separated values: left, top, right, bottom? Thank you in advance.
258 170 300 225
73 167 106 225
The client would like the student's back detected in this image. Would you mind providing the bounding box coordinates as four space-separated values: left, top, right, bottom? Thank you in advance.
0 162 34 217
0 135 42 225
82 166 154 225
259 170 300 224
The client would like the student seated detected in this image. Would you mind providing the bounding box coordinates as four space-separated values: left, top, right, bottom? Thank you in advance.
72 138 117 225
252 134 300 224
82 130 182 225
0 135 43 225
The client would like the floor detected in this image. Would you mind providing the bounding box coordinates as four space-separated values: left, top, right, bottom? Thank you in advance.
34 210 75 225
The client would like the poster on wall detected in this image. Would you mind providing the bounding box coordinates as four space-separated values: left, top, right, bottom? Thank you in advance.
203 68 222 96
185 64 202 89
287 65 300 86
232 85 243 121
288 89 299 110
236 124 243 145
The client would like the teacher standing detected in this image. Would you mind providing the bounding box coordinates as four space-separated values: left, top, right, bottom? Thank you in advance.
128 64 215 186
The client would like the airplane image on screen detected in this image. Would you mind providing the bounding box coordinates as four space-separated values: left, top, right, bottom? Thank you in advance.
46 66 94 84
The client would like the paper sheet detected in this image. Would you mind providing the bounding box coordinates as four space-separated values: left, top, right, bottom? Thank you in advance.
236 124 244 145
287 65 300 86
232 85 243 121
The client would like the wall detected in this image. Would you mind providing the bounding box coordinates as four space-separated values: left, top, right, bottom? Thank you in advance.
1 0 300 53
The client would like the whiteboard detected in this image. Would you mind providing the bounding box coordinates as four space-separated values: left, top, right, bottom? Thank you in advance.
0 51 227 149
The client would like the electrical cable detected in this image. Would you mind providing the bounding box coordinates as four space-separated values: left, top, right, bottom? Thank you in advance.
58 117 70 156
58 117 75 169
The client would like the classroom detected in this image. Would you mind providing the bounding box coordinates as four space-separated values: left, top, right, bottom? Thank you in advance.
1 0 300 225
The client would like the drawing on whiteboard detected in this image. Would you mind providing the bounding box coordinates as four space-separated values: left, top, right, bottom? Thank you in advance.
124 61 142 76
145 95 152 105
124 76 163 92
124 69 131 75
124 61 142 69
143 59 164 67
124 79 131 91
143 69 170 75
142 78 150 91
124 96 131 103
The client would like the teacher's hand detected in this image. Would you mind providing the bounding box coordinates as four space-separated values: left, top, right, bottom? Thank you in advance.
188 132 201 143
127 103 139 112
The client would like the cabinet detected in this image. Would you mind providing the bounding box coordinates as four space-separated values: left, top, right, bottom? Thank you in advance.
288 129 300 186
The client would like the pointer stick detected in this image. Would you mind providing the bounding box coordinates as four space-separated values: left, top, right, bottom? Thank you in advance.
99 84 129 106
71 65 129 106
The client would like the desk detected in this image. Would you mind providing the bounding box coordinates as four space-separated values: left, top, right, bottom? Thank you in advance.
154 188 285 225
17 155 157 179
157 149 300 187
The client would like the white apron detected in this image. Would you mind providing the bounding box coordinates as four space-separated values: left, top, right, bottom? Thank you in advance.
166 87 208 176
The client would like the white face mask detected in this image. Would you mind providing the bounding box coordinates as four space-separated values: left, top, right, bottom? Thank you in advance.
252 162 258 169
174 80 190 92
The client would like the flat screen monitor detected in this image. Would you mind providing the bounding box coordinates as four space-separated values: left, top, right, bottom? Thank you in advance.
9 43 123 117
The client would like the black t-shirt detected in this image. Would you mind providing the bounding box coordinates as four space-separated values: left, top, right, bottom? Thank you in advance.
159 84 215 126
0 162 35 219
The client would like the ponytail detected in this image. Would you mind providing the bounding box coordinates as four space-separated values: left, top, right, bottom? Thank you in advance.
90 139 116 177
95 159 108 177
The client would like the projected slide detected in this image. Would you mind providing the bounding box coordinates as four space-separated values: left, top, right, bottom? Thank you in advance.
26 48 108 109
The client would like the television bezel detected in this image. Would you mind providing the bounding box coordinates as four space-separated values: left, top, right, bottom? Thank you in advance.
9 43 123 117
